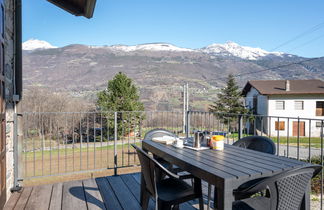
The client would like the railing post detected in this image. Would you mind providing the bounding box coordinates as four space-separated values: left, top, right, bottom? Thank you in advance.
11 113 22 192
114 112 118 176
238 115 243 140
13 113 18 187
185 111 190 138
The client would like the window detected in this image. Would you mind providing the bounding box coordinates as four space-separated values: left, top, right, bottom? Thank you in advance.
316 122 323 127
294 101 304 110
275 101 285 110
275 121 285 131
316 101 324 116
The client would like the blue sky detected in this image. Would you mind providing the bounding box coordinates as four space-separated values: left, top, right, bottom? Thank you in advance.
23 0 324 57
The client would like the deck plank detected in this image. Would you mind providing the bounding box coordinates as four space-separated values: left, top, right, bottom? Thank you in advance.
3 190 22 210
107 176 141 210
49 182 63 210
62 180 87 210
13 187 33 210
5 173 207 210
120 174 141 202
83 178 106 210
25 184 53 210
95 177 122 210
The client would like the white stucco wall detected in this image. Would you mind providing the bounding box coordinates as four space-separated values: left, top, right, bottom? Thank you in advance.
267 95 324 137
245 87 269 133
245 87 268 115
245 86 324 137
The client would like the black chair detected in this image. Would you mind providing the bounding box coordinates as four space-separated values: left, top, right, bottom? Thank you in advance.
233 165 322 210
132 144 204 210
233 136 276 155
223 135 277 203
213 135 276 204
143 129 185 174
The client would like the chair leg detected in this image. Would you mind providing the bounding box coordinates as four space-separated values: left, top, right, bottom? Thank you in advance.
214 187 217 209
158 200 172 210
172 204 179 210
141 190 150 210
207 183 211 210
193 177 204 210
198 196 204 210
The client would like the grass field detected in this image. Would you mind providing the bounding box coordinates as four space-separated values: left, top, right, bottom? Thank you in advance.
22 142 141 179
226 133 323 148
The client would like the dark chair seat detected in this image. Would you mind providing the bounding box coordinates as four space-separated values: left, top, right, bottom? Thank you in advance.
157 178 196 203
233 197 270 210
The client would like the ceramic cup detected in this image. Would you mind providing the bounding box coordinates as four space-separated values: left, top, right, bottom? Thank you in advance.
174 138 184 148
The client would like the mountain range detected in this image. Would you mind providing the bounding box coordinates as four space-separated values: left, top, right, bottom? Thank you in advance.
22 39 324 111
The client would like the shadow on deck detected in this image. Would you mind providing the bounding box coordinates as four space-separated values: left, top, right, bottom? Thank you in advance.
4 173 214 210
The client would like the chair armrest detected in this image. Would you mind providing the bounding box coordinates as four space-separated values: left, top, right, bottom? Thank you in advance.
153 157 180 179
233 177 268 196
178 174 194 180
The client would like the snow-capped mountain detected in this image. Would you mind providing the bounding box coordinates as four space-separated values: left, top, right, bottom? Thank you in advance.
23 39 57 51
92 43 194 52
200 41 284 60
23 39 287 60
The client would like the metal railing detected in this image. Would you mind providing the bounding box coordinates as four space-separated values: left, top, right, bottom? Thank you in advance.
18 111 184 179
16 110 324 208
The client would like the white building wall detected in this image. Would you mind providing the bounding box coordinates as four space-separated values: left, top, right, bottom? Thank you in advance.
245 87 268 133
267 95 324 137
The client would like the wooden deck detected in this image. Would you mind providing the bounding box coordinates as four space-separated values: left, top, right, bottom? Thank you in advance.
4 173 214 210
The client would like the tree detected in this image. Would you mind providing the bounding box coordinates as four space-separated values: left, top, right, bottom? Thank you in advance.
97 72 144 138
209 74 247 114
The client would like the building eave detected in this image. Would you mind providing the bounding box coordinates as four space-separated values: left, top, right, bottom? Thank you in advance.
47 0 97 19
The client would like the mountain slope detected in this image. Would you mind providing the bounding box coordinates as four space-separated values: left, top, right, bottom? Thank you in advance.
22 41 324 110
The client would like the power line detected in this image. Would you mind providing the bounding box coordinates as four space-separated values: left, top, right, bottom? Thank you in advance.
287 33 324 52
270 21 324 51
207 57 322 81
233 57 321 78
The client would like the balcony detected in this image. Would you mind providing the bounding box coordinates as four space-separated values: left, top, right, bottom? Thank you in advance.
6 111 324 209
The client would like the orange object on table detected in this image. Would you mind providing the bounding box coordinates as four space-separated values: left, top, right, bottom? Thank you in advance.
210 135 224 150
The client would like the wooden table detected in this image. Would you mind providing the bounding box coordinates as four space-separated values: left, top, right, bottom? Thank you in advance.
142 140 314 210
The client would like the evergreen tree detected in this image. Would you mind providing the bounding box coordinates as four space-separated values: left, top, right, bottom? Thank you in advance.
209 74 247 114
97 72 144 138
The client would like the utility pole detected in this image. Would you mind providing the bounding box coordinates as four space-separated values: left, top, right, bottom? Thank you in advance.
183 83 189 133
183 84 186 133
186 83 189 112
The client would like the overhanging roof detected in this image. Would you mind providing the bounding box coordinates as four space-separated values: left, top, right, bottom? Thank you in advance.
242 79 324 96
47 0 97 18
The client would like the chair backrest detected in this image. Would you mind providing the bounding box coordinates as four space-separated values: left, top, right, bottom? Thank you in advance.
132 144 157 197
144 128 177 141
233 136 276 155
270 166 321 210
242 165 321 210
132 144 174 198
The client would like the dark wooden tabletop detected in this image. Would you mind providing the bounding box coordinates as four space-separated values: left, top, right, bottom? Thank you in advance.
142 140 313 209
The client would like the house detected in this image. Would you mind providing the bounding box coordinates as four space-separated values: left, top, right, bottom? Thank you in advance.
0 0 97 208
242 79 324 137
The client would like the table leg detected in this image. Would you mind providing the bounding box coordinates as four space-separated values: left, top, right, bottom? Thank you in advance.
214 187 235 210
